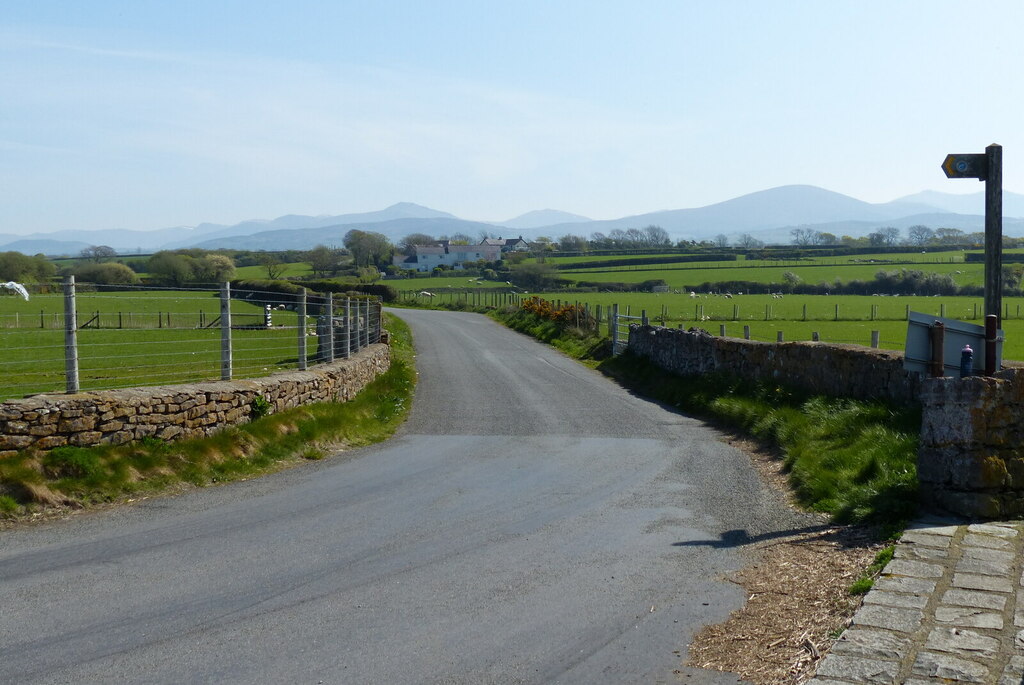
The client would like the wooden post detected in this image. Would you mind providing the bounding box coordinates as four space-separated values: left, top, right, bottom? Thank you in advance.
297 288 307 371
930 321 945 377
871 330 880 348
743 325 750 340
63 275 79 393
985 314 998 375
611 303 619 351
985 143 1003 325
777 331 784 342
812 331 819 342
719 324 726 336
220 282 232 380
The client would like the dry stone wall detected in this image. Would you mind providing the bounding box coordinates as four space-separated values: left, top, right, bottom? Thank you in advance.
919 369 1024 518
627 324 920 404
0 343 390 458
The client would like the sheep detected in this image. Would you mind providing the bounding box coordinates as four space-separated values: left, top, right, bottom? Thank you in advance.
419 291 435 298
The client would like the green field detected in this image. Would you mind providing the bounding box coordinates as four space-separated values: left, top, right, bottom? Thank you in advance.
0 288 323 400
509 291 1024 360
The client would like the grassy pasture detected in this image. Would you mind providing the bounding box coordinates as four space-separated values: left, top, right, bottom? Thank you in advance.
544 250 969 267
559 261 983 288
0 289 318 400
388 274 511 292
526 291 1024 359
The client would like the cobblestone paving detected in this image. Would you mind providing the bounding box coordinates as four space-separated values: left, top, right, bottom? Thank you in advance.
808 518 1024 684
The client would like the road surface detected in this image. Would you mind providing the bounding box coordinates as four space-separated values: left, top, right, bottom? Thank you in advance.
0 309 816 684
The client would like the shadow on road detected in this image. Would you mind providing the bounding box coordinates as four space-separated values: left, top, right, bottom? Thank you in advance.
672 523 878 550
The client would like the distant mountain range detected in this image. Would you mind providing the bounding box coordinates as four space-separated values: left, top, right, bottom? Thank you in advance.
4 186 1024 256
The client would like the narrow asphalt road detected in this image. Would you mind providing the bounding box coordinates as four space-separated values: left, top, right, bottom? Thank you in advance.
0 309 816 684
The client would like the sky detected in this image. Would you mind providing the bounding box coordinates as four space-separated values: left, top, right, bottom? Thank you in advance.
3 1 1024 235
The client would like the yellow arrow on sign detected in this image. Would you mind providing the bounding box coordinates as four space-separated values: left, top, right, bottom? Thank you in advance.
942 153 987 180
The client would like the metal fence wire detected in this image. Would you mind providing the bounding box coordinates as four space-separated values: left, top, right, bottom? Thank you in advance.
0 279 383 402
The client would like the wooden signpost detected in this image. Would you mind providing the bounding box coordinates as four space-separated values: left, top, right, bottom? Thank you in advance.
942 143 1003 373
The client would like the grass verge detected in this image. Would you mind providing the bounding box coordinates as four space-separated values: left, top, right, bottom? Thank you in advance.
0 313 415 522
488 306 609 366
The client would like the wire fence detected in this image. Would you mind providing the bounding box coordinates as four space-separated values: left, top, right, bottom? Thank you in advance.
0 280 383 402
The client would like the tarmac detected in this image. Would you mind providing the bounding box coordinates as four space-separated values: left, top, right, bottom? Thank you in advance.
808 517 1024 684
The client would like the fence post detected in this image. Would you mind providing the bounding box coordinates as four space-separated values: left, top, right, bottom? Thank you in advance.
812 331 820 342
871 330 880 348
743 325 750 340
325 292 334 362
63 275 79 393
611 303 620 353
641 309 648 326
345 298 352 358
220 282 232 380
297 288 308 371
719 324 726 336
777 331 784 342
362 299 370 348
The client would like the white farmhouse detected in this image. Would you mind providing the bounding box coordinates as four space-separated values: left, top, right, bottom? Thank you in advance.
393 243 502 272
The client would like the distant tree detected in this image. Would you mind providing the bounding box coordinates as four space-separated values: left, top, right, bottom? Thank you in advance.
344 229 393 267
257 252 285 279
0 252 55 282
448 232 474 245
71 262 139 285
510 262 559 289
530 236 554 253
193 254 236 283
790 228 816 246
642 225 671 247
907 225 935 246
781 271 802 292
935 227 966 245
714 234 729 248
817 232 839 245
397 233 437 253
868 226 901 247
735 233 764 249
305 245 345 278
147 252 196 287
558 234 588 252
80 245 117 263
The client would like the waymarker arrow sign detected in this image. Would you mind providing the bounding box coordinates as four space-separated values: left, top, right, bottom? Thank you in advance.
942 153 988 180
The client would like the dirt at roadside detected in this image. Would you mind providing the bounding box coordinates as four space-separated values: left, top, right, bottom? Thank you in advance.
684 438 886 685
